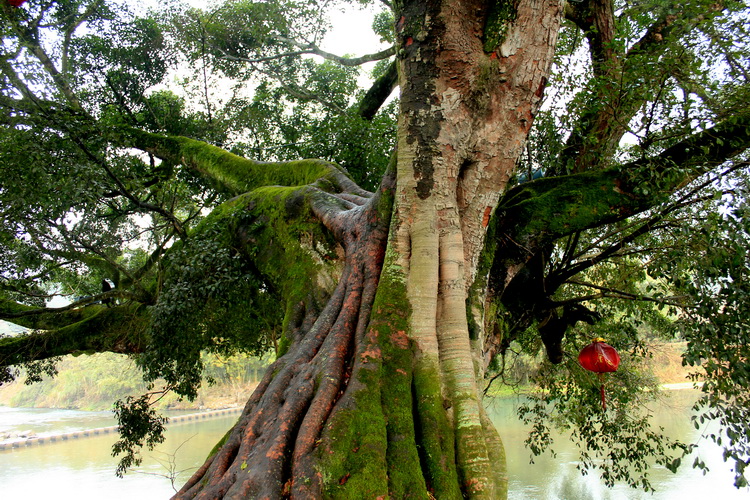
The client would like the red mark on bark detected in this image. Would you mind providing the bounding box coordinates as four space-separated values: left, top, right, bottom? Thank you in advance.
396 16 405 32
465 477 482 492
282 479 293 496
520 109 534 131
360 345 382 362
482 206 492 228
390 330 409 349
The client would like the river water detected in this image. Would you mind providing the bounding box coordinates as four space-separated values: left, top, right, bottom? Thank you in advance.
0 390 746 499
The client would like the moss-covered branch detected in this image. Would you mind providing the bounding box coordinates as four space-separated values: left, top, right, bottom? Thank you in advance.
479 113 750 359
121 128 369 198
498 112 750 251
0 303 150 367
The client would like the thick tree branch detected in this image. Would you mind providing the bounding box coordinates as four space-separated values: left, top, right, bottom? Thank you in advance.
270 36 396 66
121 128 370 198
0 290 136 322
559 0 729 174
498 112 750 253
487 120 748 353
565 0 617 78
0 303 149 367
357 59 397 120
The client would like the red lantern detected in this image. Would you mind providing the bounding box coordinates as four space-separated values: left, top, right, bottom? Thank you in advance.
578 337 620 410
7 0 28 7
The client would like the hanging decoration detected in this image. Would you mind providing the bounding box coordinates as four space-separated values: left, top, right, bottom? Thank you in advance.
578 337 620 410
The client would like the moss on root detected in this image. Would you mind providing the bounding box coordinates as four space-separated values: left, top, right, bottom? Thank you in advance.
412 355 463 499
316 363 390 499
205 422 236 462
371 262 428 498
314 244 461 499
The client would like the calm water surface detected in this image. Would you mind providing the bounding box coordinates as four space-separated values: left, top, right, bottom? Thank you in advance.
0 390 746 499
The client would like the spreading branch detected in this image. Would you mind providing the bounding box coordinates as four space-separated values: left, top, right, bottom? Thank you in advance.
497 112 750 253
0 303 149 366
268 36 395 66
121 128 370 198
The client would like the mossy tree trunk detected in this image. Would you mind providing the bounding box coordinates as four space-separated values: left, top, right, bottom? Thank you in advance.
176 1 563 498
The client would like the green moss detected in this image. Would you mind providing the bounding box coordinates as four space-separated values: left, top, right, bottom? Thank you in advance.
276 330 292 358
0 303 149 367
467 205 500 341
234 186 339 301
371 260 429 498
127 129 345 196
314 243 460 498
315 255 402 498
497 169 649 247
381 248 460 498
188 183 341 359
412 356 462 499
316 353 389 498
376 156 397 225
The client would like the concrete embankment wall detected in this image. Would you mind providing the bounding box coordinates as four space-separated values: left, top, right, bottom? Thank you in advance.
0 407 242 452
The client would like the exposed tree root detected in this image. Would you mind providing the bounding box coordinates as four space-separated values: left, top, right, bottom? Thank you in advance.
175 179 391 499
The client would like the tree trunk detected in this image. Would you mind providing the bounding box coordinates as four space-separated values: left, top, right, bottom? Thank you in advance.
175 1 562 498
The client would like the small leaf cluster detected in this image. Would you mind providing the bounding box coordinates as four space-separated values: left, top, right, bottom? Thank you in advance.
112 392 168 477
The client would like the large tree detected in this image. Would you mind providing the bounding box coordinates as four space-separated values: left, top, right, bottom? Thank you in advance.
2 0 750 498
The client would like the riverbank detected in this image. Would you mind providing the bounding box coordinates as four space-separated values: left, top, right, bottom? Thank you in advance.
1 389 746 500
0 342 695 411
0 352 264 412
